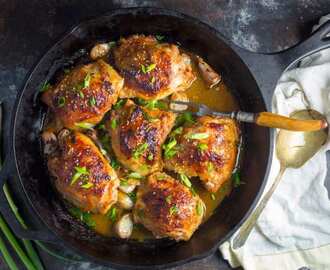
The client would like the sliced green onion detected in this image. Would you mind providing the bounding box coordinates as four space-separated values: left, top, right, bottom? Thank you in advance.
179 174 192 188
170 127 183 137
127 172 143 179
141 63 156 74
175 112 195 126
169 205 178 216
147 153 153 161
113 99 127 110
74 122 94 129
146 63 156 73
156 174 166 180
71 166 89 185
108 41 116 48
166 139 177 150
198 143 208 152
132 142 148 159
83 73 91 88
127 191 137 203
163 138 177 159
110 119 118 130
165 195 172 204
207 162 214 172
106 207 117 223
187 132 209 140
155 35 165 41
211 193 216 201
69 207 95 228
141 64 146 74
81 182 93 189
110 158 120 169
89 96 96 106
196 201 204 216
40 82 50 93
57 96 66 107
233 171 242 187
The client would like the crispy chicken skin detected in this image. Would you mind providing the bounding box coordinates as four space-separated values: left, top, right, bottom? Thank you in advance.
165 116 239 193
114 35 196 100
42 60 124 129
108 99 176 176
133 172 204 241
45 130 119 214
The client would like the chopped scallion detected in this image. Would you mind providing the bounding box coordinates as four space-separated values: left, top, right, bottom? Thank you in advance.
40 81 51 92
74 122 94 129
198 143 208 152
196 201 204 216
71 166 89 185
81 182 93 189
187 132 209 140
165 195 172 204
132 142 148 159
127 172 143 179
57 96 66 107
89 96 96 106
179 174 192 188
169 205 178 216
106 207 117 223
110 119 118 130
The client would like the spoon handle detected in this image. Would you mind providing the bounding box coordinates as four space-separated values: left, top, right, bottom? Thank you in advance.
232 167 286 249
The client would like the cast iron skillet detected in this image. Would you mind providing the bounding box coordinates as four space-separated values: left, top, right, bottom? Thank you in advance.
1 7 330 269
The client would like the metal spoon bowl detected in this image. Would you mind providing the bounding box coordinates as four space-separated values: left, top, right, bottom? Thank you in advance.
233 109 328 249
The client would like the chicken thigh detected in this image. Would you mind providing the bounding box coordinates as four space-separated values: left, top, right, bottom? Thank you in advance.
113 35 195 100
164 116 239 193
42 60 124 129
108 99 176 176
44 129 119 214
133 172 204 241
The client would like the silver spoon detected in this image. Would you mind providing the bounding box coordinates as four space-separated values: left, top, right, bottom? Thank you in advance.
233 109 328 249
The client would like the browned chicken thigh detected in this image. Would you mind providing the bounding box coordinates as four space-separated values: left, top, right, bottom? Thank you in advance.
42 60 124 129
133 172 204 241
108 99 176 176
44 129 119 214
114 35 195 100
164 116 239 193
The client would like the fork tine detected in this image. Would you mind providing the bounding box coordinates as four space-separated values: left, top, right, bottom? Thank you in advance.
167 108 197 114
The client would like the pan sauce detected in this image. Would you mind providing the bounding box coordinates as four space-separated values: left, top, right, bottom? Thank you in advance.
90 60 240 240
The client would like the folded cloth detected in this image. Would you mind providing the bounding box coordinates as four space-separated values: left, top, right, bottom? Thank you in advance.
219 22 330 270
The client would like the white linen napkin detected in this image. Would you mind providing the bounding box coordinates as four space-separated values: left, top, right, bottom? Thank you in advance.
219 34 330 270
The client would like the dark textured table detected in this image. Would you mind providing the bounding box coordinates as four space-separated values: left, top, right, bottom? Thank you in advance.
1 1 330 269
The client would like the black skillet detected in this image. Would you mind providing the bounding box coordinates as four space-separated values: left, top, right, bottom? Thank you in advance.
0 7 330 269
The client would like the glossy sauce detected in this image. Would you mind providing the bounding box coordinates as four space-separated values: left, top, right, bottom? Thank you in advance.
91 60 239 240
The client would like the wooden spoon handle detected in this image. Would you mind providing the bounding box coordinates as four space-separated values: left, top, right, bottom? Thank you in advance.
255 112 328 131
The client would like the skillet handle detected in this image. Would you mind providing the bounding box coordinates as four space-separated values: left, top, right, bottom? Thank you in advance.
279 20 330 67
231 20 330 109
0 100 58 243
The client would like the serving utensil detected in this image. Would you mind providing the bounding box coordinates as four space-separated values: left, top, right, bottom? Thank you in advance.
232 109 328 249
169 101 328 131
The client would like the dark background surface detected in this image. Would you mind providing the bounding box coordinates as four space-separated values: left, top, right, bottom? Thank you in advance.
0 0 330 269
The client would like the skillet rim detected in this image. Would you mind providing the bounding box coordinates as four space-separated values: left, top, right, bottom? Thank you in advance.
11 6 273 269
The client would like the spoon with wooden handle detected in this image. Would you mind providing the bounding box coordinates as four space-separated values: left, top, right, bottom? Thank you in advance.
232 109 328 249
169 101 328 131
